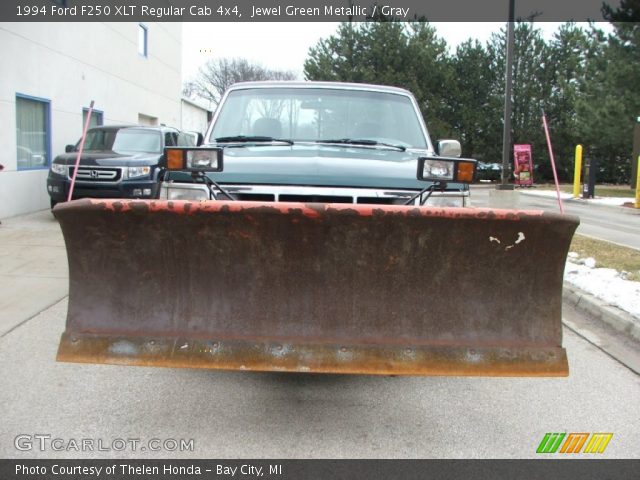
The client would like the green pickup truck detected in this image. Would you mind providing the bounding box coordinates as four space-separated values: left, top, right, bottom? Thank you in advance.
160 81 472 206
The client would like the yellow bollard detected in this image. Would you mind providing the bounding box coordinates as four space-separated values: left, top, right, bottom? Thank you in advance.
573 145 583 198
635 155 640 209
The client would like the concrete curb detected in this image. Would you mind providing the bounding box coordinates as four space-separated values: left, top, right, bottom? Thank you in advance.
563 282 640 342
564 197 640 215
519 190 640 215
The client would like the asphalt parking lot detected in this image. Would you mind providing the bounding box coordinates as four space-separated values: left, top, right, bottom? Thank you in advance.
1 210 639 459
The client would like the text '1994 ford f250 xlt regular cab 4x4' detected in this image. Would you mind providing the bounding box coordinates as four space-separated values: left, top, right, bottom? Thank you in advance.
53 82 578 377
47 125 197 208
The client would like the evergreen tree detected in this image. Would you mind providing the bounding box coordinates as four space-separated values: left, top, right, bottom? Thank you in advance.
448 40 502 161
304 21 454 140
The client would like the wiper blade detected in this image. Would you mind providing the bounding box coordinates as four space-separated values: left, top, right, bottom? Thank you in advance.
315 138 406 151
214 135 294 145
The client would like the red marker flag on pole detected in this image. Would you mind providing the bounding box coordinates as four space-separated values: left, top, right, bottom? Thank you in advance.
67 100 95 202
542 109 564 214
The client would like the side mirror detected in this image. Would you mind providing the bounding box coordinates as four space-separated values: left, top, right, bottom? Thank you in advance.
65 145 75 153
186 131 204 146
436 140 461 158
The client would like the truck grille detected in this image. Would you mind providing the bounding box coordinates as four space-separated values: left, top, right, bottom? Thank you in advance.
279 194 353 203
163 183 465 206
222 187 417 205
69 167 121 182
230 193 405 204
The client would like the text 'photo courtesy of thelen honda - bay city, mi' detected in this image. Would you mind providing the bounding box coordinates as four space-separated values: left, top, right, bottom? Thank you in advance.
53 81 579 377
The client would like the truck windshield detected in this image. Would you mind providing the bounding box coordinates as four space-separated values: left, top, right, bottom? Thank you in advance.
210 87 429 149
112 129 162 154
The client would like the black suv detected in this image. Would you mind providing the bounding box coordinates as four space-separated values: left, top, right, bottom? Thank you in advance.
47 125 197 207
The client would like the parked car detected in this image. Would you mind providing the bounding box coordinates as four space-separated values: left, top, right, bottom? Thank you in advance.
16 130 48 168
17 145 46 168
47 125 197 208
476 161 502 182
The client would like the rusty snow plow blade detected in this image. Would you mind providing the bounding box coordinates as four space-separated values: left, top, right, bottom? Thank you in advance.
54 199 579 376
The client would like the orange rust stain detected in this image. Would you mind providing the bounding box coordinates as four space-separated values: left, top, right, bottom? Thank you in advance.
57 333 569 377
77 198 552 222
299 208 321 219
99 201 133 213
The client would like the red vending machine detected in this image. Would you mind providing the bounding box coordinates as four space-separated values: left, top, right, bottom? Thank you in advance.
513 144 534 187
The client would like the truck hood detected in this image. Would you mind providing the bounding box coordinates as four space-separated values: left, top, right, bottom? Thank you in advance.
199 144 439 190
53 152 161 167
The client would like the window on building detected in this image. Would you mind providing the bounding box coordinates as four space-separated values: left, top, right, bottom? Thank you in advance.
83 108 103 128
138 24 148 57
16 94 50 170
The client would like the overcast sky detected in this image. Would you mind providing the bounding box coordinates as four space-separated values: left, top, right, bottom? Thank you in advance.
181 22 611 82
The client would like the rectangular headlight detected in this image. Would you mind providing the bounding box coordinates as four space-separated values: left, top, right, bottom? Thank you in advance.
186 150 219 170
422 159 455 181
161 184 210 201
423 194 465 207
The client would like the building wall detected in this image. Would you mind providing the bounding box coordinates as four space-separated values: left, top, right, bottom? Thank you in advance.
0 22 182 219
181 99 212 136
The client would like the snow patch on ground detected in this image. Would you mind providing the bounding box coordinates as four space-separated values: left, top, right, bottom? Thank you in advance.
564 257 640 319
523 189 634 206
523 190 573 200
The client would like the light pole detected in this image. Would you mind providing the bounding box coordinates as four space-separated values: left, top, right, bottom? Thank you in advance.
632 116 640 189
498 0 515 190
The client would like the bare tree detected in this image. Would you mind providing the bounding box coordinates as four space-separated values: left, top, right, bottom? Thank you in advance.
183 57 297 106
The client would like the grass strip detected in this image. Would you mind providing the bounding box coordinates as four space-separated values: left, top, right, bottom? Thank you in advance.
537 184 634 198
569 234 640 281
